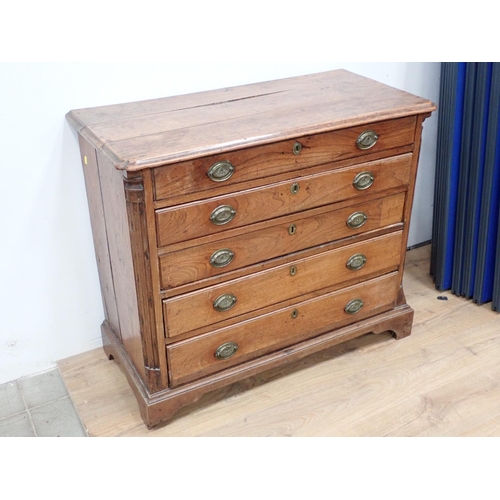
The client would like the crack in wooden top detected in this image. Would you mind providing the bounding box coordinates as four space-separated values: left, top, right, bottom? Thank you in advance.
67 69 436 170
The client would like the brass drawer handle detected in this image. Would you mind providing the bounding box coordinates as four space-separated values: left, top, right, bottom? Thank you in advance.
213 293 237 312
209 249 235 268
356 130 379 150
346 211 368 229
207 161 235 182
345 298 364 314
346 253 367 271
293 141 302 155
215 341 238 360
353 171 374 191
210 205 237 226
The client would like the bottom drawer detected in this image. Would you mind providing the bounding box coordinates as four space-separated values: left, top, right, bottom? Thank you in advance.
167 272 400 386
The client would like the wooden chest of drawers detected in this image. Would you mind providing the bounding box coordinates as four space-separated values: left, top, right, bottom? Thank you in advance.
67 69 436 427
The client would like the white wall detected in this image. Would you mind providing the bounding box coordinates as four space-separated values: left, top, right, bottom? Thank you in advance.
0 63 440 384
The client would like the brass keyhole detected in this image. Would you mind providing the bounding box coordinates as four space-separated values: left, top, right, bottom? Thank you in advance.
288 223 297 235
291 309 298 319
290 182 300 195
290 265 297 276
293 142 302 155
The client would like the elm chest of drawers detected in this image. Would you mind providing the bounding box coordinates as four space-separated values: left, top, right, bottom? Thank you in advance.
67 69 436 427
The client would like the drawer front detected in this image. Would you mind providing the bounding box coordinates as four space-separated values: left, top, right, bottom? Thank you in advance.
156 154 412 247
159 192 405 289
163 231 402 338
167 272 400 386
153 116 416 203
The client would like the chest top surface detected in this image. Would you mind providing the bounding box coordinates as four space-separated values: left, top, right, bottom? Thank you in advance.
66 69 436 171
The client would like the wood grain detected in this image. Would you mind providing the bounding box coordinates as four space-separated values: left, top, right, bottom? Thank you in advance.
159 192 406 289
155 154 412 247
396 112 431 292
96 153 146 382
167 272 400 386
152 116 416 202
58 246 500 436
152 146 414 210
123 174 166 392
163 232 402 338
66 69 435 170
78 137 120 335
66 70 436 428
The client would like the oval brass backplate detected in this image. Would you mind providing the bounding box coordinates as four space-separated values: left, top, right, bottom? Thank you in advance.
215 341 238 360
352 171 375 191
290 182 300 195
288 223 297 235
210 205 237 226
291 309 298 319
344 298 364 314
209 249 235 268
213 293 237 312
290 265 297 276
293 141 302 155
346 211 368 229
356 130 379 150
346 253 367 271
207 161 235 182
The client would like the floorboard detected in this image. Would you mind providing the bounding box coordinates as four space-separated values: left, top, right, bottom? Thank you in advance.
58 245 500 436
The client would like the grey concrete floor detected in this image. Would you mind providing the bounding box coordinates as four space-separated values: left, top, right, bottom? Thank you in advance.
0 368 87 437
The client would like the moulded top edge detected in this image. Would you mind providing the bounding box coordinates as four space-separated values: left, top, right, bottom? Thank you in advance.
66 69 436 171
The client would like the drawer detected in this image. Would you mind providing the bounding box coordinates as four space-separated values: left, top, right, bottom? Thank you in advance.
163 231 402 338
156 153 412 247
153 116 416 203
159 192 406 289
166 272 400 386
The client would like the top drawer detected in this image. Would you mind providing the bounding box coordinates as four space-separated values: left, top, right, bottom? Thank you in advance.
152 116 416 203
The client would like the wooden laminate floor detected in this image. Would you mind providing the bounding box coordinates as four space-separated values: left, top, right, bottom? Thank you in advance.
58 245 500 436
